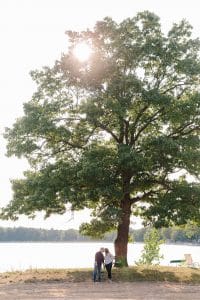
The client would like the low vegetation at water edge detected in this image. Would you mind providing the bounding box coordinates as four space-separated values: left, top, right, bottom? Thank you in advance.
0 266 200 284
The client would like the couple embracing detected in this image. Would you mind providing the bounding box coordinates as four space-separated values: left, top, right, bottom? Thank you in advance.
93 247 114 282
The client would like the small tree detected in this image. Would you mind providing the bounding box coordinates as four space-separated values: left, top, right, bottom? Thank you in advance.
136 228 164 265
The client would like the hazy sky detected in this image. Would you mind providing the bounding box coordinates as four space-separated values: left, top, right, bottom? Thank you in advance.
0 0 199 229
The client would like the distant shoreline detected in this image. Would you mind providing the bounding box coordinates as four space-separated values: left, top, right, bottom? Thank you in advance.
0 226 199 245
0 240 199 246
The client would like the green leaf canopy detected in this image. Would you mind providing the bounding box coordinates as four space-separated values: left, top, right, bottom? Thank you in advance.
1 11 200 237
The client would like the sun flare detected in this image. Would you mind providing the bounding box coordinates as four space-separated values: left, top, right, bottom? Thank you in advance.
73 42 92 62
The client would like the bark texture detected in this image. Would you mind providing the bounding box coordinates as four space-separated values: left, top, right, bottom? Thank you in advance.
114 195 131 266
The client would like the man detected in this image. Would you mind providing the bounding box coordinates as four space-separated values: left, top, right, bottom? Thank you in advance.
93 247 104 282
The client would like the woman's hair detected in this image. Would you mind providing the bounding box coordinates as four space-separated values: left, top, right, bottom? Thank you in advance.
104 248 109 254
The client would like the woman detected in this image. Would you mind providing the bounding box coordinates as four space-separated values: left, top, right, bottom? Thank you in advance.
104 248 114 282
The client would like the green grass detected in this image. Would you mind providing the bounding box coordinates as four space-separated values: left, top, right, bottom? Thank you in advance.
0 266 200 284
113 266 200 283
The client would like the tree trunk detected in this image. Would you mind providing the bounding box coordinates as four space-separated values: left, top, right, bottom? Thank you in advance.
114 195 131 266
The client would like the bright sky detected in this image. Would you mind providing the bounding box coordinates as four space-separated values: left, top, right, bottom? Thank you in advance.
0 0 199 230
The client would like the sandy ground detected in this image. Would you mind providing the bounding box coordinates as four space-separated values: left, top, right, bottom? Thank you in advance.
0 281 200 300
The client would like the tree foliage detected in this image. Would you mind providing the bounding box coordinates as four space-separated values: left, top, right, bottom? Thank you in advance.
1 11 200 262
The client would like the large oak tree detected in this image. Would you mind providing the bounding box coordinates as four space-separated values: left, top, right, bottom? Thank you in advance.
1 11 200 265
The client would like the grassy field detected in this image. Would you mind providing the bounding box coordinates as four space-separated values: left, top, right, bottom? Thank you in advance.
0 266 200 284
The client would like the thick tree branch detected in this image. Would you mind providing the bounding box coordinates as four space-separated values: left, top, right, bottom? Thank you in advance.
124 119 129 144
130 105 149 146
95 121 120 143
168 122 200 138
130 190 159 204
130 184 169 205
134 107 164 142
161 82 192 95
118 120 124 144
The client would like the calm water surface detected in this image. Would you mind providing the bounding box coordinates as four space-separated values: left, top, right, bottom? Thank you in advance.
0 242 199 272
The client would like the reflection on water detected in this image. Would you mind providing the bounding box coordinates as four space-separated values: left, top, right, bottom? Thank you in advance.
0 242 199 272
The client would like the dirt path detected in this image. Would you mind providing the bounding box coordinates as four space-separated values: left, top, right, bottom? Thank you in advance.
0 281 200 300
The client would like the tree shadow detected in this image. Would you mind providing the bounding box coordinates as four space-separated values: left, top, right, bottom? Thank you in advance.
139 268 181 282
191 272 200 284
112 266 200 283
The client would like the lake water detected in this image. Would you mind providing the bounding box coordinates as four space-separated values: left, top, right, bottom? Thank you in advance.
0 242 199 273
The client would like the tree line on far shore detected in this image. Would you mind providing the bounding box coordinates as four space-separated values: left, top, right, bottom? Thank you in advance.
0 223 199 243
